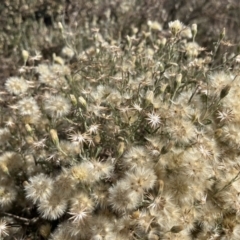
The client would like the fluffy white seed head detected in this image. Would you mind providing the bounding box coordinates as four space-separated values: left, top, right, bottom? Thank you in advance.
17 97 40 115
91 182 110 209
185 42 199 58
0 185 17 209
125 167 157 192
54 169 76 198
36 63 69 88
16 97 41 124
122 146 153 170
89 158 114 181
180 27 192 38
166 118 196 146
62 139 81 152
147 20 162 31
0 220 9 237
70 162 96 185
68 192 94 223
5 77 29 95
62 46 75 59
105 90 122 106
44 95 71 118
37 192 68 220
24 173 54 204
108 181 142 213
209 71 233 93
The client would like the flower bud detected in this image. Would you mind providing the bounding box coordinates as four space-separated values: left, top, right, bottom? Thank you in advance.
168 20 183 36
52 53 64 65
157 38 167 47
78 96 87 108
70 94 77 106
155 61 164 72
215 128 223 138
146 90 154 104
126 35 132 48
0 163 9 175
22 50 29 65
220 27 226 40
191 23 197 40
117 141 125 157
39 223 51 238
94 133 101 144
192 23 197 32
131 210 140 219
170 225 184 233
160 83 168 93
25 124 32 133
147 20 162 31
58 22 63 31
50 129 59 146
158 179 164 194
220 84 231 99
176 73 182 86
25 136 34 145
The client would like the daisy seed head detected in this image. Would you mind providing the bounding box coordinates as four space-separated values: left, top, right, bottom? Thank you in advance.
44 95 71 118
5 77 29 95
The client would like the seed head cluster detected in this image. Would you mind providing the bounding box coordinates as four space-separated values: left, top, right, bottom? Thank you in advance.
1 13 240 240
